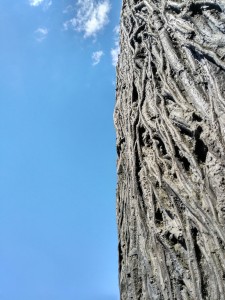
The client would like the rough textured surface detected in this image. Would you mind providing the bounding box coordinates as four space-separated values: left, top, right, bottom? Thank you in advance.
114 1 225 299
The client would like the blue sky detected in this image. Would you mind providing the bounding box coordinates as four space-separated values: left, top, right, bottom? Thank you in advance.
0 1 120 299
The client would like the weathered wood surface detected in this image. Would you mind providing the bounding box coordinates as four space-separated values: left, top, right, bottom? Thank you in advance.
114 0 225 299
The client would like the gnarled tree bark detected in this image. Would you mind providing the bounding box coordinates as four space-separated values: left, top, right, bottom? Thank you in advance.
114 0 225 299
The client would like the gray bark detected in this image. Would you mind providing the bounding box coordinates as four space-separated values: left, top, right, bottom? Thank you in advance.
114 0 225 299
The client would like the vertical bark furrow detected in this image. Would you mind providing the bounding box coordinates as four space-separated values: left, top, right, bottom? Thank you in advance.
115 0 225 299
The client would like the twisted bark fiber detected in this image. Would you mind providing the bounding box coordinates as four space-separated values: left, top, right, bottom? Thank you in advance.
114 1 225 299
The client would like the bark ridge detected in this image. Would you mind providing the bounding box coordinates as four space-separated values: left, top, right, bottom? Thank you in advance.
115 0 225 299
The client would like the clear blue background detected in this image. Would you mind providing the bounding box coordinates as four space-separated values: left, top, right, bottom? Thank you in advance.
0 1 120 299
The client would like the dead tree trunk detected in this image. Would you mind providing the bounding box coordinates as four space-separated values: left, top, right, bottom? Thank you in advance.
114 1 225 299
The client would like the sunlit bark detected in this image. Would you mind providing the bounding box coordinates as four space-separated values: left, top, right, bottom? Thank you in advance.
115 1 225 299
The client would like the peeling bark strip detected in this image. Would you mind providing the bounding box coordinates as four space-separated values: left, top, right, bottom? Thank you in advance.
114 0 225 299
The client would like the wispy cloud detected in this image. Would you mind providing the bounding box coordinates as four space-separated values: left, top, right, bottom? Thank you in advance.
63 5 74 14
111 25 120 67
34 27 49 42
44 0 52 10
29 0 52 9
111 47 120 67
64 0 111 38
92 50 104 65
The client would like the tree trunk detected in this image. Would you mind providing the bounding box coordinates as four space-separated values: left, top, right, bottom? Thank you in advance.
114 1 225 299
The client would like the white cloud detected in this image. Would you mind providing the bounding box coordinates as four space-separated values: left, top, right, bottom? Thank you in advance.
64 0 111 38
34 27 49 42
92 50 104 65
111 47 120 67
29 0 44 6
29 0 52 9
111 25 120 67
